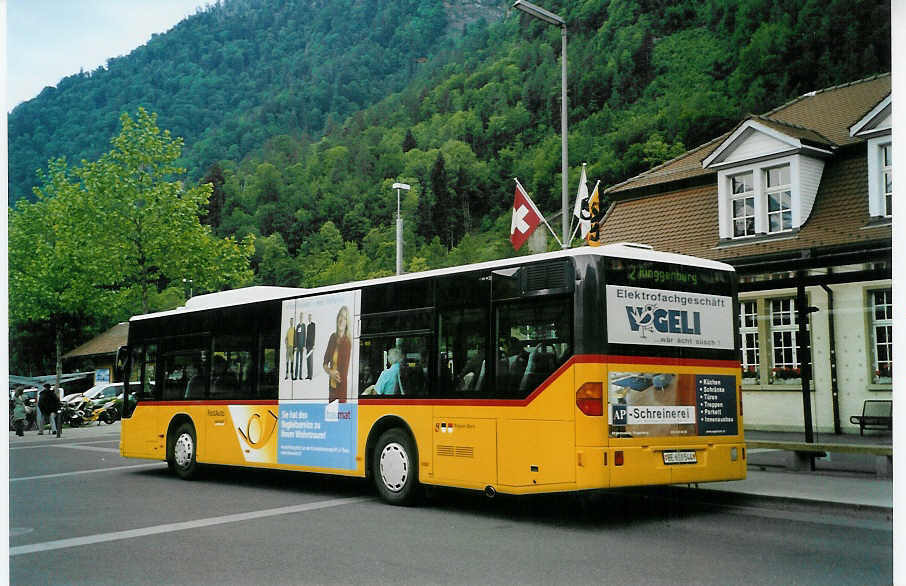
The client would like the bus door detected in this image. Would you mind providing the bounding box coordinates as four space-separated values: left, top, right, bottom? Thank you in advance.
432 305 498 487
121 343 163 460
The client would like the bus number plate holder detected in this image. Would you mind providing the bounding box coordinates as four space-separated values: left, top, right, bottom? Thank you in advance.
663 450 696 465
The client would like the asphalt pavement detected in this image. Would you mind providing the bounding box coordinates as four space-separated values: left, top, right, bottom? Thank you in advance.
10 421 894 511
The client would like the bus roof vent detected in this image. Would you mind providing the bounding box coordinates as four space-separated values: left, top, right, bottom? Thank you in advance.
525 261 569 292
613 242 653 250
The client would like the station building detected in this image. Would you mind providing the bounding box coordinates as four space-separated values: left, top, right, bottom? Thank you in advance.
594 74 892 435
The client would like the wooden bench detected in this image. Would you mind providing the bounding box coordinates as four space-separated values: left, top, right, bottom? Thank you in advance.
850 399 892 436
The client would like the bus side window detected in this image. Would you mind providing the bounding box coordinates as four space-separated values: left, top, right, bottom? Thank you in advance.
495 297 571 397
359 335 430 397
438 308 488 396
143 344 158 401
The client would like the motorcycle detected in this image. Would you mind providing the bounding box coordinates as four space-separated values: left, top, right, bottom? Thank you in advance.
93 397 121 425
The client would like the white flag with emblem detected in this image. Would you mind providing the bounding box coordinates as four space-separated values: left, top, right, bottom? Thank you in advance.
573 163 591 239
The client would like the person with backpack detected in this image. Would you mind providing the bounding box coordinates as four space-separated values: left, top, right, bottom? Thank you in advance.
38 383 61 436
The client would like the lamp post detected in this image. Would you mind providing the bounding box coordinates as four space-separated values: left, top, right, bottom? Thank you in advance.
513 0 568 248
392 182 411 275
182 278 193 299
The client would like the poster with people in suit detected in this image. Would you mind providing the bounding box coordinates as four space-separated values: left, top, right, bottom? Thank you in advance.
277 290 360 470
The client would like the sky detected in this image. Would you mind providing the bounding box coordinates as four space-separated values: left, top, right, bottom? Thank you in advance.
6 0 208 110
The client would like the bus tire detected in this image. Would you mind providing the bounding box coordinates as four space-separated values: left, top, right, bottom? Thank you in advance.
373 428 419 506
168 422 199 480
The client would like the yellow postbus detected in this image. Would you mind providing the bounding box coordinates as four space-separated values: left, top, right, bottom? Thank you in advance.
120 244 745 504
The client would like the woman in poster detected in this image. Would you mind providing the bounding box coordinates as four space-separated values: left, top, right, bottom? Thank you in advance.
323 305 351 403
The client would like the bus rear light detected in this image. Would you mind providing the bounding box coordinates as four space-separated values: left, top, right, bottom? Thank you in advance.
614 451 624 466
576 382 603 416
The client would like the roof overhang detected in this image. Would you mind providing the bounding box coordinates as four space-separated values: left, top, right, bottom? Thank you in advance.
702 119 834 170
849 94 891 138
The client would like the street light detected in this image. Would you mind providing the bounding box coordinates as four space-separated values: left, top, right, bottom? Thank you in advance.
513 0 568 248
392 182 411 275
182 278 193 299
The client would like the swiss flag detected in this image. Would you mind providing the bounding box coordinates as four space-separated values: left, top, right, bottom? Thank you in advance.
510 183 542 251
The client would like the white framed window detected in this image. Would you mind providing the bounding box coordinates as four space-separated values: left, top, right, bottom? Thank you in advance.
765 165 792 233
717 155 817 240
770 298 800 383
866 137 893 218
881 144 892 218
740 300 760 383
731 173 756 238
870 288 892 384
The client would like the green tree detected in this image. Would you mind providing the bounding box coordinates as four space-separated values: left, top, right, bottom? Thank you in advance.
75 108 255 314
402 128 417 152
8 159 112 386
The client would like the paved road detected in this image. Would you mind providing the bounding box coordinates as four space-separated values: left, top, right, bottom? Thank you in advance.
9 428 893 585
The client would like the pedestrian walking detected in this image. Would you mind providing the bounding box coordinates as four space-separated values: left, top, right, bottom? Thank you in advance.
12 388 27 437
38 383 61 436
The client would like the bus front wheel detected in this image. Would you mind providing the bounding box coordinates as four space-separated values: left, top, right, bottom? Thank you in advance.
168 422 199 480
373 428 419 505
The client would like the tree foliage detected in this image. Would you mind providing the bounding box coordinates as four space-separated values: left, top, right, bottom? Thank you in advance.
9 109 254 374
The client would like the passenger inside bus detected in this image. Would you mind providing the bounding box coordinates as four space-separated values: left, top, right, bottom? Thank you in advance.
211 355 239 396
519 342 557 392
497 336 529 393
185 357 208 399
362 347 403 395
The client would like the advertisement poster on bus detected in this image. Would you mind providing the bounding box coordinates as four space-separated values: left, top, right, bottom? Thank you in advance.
608 371 737 438
275 290 360 470
605 285 734 350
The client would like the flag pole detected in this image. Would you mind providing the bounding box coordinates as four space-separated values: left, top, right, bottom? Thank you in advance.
514 178 563 248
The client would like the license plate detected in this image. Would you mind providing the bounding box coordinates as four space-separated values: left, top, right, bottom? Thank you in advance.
663 450 696 465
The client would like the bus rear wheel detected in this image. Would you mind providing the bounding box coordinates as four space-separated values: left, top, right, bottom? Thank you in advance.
373 428 419 505
168 422 199 480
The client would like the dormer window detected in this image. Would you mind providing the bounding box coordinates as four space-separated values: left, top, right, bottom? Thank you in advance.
706 119 830 241
765 165 792 233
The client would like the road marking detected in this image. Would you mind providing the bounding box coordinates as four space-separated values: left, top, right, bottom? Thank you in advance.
57 444 120 454
10 438 119 450
10 496 370 556
10 463 165 483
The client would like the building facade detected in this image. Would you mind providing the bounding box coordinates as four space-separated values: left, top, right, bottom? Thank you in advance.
595 74 892 435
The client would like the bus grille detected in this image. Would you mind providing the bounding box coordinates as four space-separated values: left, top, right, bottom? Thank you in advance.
436 445 474 458
525 261 568 291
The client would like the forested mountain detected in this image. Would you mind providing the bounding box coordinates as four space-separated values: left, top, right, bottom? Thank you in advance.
8 0 891 374
9 0 503 206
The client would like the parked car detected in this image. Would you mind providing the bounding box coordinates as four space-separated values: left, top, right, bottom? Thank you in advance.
64 382 123 407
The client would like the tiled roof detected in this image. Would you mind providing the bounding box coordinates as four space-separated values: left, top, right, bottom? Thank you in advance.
608 74 890 195
63 322 129 358
748 115 834 148
761 74 891 146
